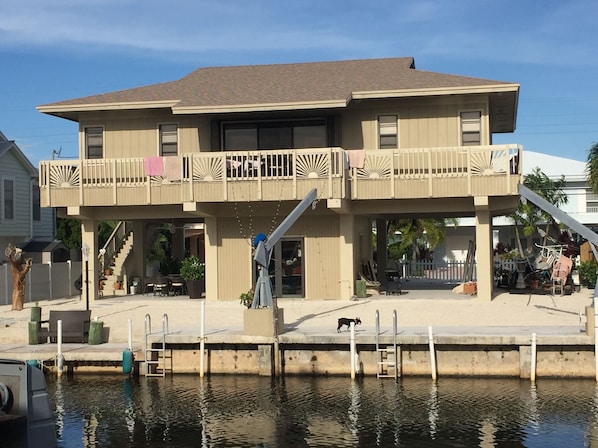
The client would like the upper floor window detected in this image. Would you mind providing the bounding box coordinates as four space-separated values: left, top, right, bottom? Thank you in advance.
222 119 327 150
586 189 598 213
160 124 178 156
3 179 14 220
32 183 40 221
460 111 481 146
85 127 103 159
378 115 398 149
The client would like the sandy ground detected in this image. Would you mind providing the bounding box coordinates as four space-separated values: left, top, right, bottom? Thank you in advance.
0 283 594 344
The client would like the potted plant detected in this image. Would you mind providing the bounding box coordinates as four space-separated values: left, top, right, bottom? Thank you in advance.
240 289 254 309
180 255 205 299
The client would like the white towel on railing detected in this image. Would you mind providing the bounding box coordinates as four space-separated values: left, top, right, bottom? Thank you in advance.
346 150 366 168
164 156 182 181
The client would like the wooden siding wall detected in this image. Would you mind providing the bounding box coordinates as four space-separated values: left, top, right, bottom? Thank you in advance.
80 111 200 158
0 151 32 238
215 213 342 300
78 95 490 159
342 96 490 150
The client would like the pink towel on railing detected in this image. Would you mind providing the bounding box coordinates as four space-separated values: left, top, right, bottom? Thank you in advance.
144 157 163 176
346 150 366 168
164 156 182 181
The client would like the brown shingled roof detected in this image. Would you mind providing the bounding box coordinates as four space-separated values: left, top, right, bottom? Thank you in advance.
38 57 518 115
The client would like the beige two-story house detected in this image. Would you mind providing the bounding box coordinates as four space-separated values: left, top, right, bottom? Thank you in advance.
37 57 521 302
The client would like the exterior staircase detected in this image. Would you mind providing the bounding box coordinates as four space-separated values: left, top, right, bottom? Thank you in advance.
100 221 133 296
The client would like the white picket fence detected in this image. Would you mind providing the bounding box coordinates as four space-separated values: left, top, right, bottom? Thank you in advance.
391 260 476 283
0 261 82 306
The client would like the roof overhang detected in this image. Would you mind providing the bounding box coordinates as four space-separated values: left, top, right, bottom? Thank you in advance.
37 100 179 121
37 83 519 133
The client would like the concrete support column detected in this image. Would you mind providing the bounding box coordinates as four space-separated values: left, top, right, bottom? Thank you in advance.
81 219 99 303
204 217 218 300
339 215 356 299
474 196 493 301
376 219 388 283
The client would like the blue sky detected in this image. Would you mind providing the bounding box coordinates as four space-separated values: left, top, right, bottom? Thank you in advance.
1 0 597 165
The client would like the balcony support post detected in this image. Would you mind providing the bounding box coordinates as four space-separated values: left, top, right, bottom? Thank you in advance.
81 219 100 304
474 196 493 301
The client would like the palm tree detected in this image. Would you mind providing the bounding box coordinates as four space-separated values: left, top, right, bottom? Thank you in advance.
586 142 598 193
511 167 568 255
387 218 456 261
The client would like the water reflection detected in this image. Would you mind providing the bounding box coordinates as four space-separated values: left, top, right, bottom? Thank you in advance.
46 375 598 447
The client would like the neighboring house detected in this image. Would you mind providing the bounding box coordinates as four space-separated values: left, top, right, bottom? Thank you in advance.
0 131 64 264
36 57 521 302
439 151 594 265
497 151 594 251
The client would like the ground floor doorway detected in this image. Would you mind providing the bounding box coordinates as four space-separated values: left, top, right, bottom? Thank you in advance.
269 237 304 298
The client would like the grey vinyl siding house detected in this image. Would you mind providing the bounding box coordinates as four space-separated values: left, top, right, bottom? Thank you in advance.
0 131 60 263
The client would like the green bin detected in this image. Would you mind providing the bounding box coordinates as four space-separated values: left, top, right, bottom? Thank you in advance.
88 320 104 345
28 321 40 345
355 280 367 299
30 306 42 322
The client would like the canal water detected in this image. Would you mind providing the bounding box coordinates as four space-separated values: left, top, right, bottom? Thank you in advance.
46 374 598 447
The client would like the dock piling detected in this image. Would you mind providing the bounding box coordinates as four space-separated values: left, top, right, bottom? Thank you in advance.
531 333 537 382
428 326 437 381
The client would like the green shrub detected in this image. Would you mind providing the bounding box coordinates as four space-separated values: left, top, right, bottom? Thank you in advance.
578 260 598 287
180 256 205 281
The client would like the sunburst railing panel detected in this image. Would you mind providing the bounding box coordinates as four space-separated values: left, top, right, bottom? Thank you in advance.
192 156 225 182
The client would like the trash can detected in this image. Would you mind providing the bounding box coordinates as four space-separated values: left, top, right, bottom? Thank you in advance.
88 320 104 345
28 321 40 345
355 280 367 299
30 306 42 322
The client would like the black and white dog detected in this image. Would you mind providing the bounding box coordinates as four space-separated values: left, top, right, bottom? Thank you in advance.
337 317 361 332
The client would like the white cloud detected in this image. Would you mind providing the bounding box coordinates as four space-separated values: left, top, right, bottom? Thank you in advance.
0 0 596 67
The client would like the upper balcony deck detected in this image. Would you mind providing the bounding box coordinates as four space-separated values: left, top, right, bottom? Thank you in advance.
39 145 522 208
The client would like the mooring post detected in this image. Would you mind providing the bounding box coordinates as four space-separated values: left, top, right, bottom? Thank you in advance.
199 299 205 378
350 322 356 380
57 319 64 377
531 332 537 382
428 326 437 381
594 295 598 382
128 319 133 351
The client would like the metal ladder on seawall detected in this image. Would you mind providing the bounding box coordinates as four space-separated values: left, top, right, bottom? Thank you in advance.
375 309 399 380
144 313 172 377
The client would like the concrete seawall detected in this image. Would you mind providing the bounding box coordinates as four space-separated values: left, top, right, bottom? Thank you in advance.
1 287 596 378
143 329 595 378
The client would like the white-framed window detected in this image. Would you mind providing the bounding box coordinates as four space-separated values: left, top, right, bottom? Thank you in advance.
378 115 398 149
160 124 178 156
3 178 14 220
85 126 103 159
586 189 598 213
460 111 481 146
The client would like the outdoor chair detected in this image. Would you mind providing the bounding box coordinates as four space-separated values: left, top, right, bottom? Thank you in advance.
551 255 572 295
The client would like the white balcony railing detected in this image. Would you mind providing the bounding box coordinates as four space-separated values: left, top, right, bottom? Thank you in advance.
39 145 521 207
